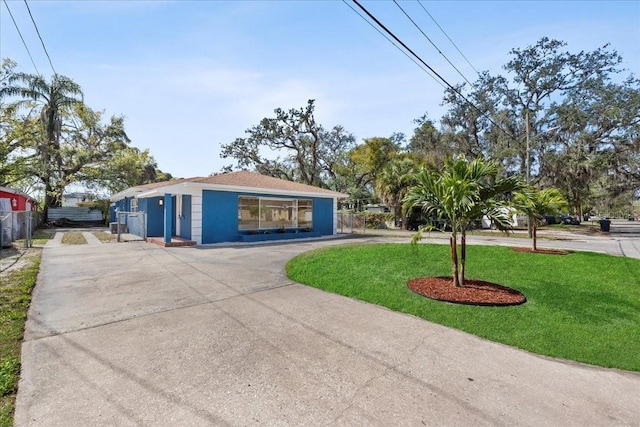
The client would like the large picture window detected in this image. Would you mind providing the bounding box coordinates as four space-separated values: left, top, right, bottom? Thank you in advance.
297 200 313 228
238 196 312 230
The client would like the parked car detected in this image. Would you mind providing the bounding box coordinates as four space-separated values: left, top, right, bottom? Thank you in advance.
543 214 559 225
561 214 580 225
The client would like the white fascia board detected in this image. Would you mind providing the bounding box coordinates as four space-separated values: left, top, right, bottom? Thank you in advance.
184 182 348 199
136 189 160 199
112 182 348 202
136 182 201 199
110 188 144 202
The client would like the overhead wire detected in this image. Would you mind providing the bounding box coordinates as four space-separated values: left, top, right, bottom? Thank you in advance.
417 0 480 76
392 0 474 86
2 0 41 76
341 0 446 90
350 0 508 134
23 0 56 76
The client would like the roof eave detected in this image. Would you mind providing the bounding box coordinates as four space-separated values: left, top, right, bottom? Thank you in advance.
125 182 347 199
185 182 348 199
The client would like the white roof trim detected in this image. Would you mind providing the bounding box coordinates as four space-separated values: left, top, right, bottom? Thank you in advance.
110 188 144 202
115 181 348 201
185 182 348 199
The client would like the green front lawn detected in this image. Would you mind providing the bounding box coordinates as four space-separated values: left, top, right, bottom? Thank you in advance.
0 251 40 426
286 243 640 371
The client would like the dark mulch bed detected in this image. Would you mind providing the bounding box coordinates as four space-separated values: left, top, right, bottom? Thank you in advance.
407 276 526 306
512 247 569 255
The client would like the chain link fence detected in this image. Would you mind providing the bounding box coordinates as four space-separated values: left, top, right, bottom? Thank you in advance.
337 212 405 233
337 213 366 233
0 210 38 248
115 211 147 242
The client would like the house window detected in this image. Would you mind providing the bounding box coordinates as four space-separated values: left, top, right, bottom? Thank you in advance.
238 197 260 230
130 198 138 212
238 196 312 230
297 200 313 228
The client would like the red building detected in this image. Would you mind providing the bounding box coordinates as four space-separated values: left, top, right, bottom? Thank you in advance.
0 187 38 211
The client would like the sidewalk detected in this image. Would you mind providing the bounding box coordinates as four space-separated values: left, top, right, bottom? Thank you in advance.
348 221 640 259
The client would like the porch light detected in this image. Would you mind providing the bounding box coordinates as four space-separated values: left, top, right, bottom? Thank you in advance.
159 199 164 206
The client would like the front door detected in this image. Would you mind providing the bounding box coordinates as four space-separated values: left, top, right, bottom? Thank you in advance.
179 195 192 240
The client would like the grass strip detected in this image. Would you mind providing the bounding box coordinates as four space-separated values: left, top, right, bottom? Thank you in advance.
15 229 53 246
91 231 116 242
0 250 40 426
61 232 87 245
286 243 640 371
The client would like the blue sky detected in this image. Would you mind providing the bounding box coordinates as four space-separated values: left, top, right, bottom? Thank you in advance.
1 0 639 180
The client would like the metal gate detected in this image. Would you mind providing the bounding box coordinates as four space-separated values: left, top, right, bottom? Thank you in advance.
0 210 36 248
116 211 147 242
337 213 366 233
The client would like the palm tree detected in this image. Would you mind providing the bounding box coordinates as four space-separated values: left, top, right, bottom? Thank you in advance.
3 72 83 219
515 187 568 251
375 157 418 227
403 156 523 287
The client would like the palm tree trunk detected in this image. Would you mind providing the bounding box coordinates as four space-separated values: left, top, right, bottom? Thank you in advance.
450 235 460 287
460 233 466 287
532 224 537 251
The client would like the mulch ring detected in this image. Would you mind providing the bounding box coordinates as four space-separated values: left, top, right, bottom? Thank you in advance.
512 247 570 255
407 276 526 306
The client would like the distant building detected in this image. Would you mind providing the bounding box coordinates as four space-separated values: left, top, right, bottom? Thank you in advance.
62 192 97 207
0 187 38 246
364 204 392 214
0 187 37 212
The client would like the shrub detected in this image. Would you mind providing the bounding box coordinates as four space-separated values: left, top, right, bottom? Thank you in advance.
364 212 394 229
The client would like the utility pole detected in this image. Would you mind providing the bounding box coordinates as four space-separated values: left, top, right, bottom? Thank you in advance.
525 110 530 185
525 110 533 238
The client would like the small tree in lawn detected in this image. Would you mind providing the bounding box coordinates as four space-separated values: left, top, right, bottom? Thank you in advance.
515 187 568 251
403 156 523 287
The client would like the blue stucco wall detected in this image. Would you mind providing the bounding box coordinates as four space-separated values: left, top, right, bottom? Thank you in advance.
313 197 334 235
111 197 165 238
143 197 164 237
112 198 129 219
202 190 335 244
202 190 239 244
110 204 117 222
111 198 130 223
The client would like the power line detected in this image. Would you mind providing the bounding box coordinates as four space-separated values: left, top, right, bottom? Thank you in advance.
23 0 56 76
2 0 41 76
350 0 507 134
417 0 480 76
342 0 446 90
392 0 474 86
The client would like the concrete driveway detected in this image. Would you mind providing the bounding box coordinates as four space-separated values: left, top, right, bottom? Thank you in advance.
16 237 640 426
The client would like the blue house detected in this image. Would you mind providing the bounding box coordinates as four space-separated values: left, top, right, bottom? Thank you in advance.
109 171 348 246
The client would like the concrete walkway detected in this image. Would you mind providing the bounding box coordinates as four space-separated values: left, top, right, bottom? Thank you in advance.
16 234 640 426
81 231 102 245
